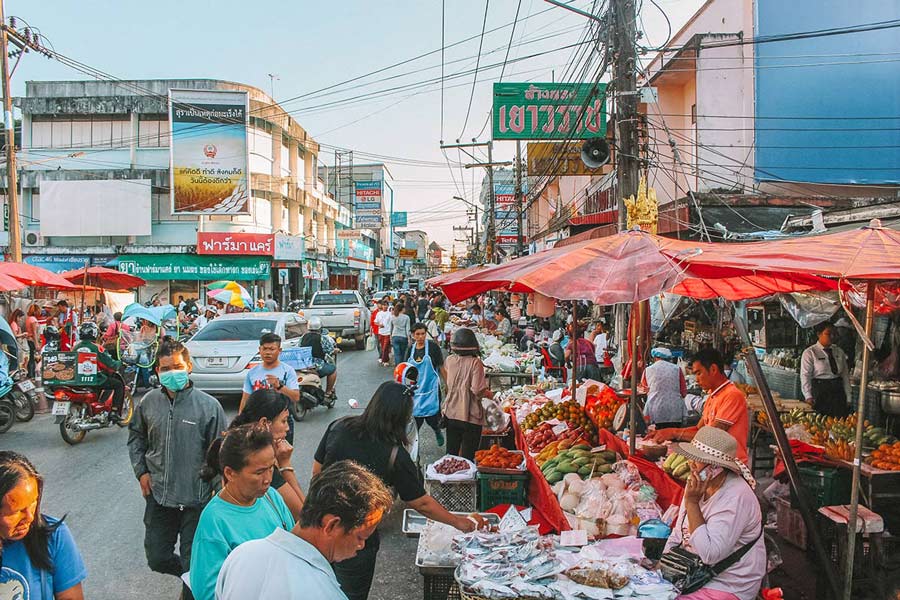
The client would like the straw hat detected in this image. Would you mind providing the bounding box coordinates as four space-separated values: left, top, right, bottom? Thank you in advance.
675 426 756 488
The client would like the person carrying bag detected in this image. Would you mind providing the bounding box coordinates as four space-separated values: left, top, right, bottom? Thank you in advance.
658 426 766 600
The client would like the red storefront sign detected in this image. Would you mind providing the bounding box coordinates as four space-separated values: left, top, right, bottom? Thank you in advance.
197 232 275 256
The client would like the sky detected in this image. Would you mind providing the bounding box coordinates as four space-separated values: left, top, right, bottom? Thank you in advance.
9 0 704 253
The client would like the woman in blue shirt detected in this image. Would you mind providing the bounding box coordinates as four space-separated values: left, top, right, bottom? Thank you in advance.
190 424 294 600
0 451 86 599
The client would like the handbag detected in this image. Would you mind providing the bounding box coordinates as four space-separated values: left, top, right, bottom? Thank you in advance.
659 525 762 594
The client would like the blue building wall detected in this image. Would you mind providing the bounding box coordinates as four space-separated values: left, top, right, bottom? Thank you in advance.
754 0 900 185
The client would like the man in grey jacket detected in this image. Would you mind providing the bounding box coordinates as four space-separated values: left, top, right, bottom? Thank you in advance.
127 336 226 588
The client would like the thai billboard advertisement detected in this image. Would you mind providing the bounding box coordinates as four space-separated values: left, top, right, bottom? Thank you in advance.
197 232 274 256
169 89 250 214
492 82 607 141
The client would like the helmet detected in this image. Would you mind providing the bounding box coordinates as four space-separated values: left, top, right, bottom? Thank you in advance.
450 327 479 352
394 362 418 386
308 316 322 332
43 325 60 341
79 321 100 341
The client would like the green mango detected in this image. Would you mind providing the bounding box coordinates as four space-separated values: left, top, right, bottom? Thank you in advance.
572 457 592 467
600 451 617 462
572 444 592 451
578 465 593 477
596 464 614 474
557 461 579 474
545 470 563 485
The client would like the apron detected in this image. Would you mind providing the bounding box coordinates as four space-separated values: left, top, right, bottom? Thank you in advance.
409 340 440 418
812 377 850 417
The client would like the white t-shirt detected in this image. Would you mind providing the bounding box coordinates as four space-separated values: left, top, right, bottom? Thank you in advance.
374 310 393 336
593 333 608 363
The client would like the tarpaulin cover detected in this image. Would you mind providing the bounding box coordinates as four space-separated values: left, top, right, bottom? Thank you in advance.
512 416 570 533
60 266 145 290
436 230 837 305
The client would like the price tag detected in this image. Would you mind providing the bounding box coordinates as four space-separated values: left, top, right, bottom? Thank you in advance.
560 529 589 547
552 422 569 436
590 445 608 453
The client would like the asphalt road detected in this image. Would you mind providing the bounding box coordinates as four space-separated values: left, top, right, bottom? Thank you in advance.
2 346 443 600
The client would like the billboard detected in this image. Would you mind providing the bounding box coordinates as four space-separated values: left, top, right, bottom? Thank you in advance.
391 212 408 227
354 181 383 227
399 248 418 260
527 141 613 176
337 229 362 240
40 179 151 237
493 82 607 141
274 234 304 261
169 89 250 214
197 232 274 255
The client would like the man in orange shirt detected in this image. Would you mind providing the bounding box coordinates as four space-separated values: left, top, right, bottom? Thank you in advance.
646 348 749 464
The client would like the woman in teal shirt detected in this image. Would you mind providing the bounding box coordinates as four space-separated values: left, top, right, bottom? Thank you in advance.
189 424 294 600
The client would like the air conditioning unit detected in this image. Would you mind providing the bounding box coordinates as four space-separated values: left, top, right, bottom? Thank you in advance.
24 231 43 247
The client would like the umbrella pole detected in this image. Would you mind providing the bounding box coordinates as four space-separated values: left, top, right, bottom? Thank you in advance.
80 268 88 323
844 282 875 600
731 304 841 599
628 301 642 455
570 302 578 401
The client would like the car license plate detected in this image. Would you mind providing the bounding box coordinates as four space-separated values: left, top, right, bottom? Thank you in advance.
206 357 227 367
16 380 35 392
51 401 71 416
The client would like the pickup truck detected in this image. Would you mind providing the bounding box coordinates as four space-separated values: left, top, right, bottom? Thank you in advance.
300 290 371 349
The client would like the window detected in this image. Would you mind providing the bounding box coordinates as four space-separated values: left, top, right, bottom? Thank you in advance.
284 318 306 339
191 319 278 342
311 292 358 306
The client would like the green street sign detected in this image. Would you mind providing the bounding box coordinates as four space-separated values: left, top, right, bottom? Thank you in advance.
117 254 270 281
492 82 607 141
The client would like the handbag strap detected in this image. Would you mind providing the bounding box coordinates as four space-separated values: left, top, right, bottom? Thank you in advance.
710 527 763 576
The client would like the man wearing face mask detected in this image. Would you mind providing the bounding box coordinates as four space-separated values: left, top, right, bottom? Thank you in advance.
127 336 227 597
215 460 394 600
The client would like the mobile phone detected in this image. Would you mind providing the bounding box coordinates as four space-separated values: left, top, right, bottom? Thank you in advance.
698 467 710 482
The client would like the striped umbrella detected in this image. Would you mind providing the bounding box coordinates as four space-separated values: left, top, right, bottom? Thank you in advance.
206 281 252 308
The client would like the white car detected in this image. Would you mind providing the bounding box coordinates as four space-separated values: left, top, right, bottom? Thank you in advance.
186 312 307 395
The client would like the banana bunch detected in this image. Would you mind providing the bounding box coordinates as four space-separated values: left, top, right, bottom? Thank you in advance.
662 453 691 481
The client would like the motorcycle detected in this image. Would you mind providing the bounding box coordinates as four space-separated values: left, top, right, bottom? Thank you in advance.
289 332 339 422
48 340 150 445
0 397 15 433
1 349 38 422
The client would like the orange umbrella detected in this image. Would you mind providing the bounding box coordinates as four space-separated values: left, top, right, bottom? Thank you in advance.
0 262 79 289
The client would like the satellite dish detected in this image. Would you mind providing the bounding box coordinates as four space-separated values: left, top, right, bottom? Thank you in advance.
581 138 611 169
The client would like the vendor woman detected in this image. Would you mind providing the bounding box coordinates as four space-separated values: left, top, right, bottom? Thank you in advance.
801 321 851 417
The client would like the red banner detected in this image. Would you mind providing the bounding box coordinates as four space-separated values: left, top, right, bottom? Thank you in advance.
197 232 274 256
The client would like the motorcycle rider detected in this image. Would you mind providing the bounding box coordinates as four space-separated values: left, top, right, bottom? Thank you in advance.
299 317 337 400
73 321 126 420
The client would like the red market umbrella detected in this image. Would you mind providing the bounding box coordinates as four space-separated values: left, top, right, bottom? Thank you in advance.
436 229 837 305
0 262 79 289
0 272 27 292
60 266 145 290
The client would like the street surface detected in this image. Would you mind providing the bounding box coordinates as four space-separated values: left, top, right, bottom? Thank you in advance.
2 346 438 600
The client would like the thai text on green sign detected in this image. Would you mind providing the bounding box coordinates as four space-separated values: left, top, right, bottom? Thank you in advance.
118 254 270 281
492 82 607 140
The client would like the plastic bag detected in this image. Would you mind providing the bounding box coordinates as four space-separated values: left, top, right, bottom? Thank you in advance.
426 455 477 483
612 460 643 489
366 335 376 352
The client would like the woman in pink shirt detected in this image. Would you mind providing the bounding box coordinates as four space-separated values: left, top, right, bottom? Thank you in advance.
663 426 765 600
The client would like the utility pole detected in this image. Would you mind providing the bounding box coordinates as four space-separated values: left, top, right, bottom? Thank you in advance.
453 195 481 262
611 0 639 232
0 1 20 262
443 140 510 264
514 140 524 257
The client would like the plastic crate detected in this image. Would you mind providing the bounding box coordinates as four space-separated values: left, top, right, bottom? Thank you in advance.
423 573 460 600
774 497 807 550
814 512 886 600
425 478 477 513
790 464 851 509
476 471 529 512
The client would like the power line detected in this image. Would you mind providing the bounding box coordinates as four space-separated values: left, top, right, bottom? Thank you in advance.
499 0 524 82
459 0 491 140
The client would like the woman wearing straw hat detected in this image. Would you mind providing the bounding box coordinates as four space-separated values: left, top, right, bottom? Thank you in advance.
662 426 766 600
443 327 494 460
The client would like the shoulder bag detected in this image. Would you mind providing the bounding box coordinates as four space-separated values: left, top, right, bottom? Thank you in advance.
659 524 762 594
